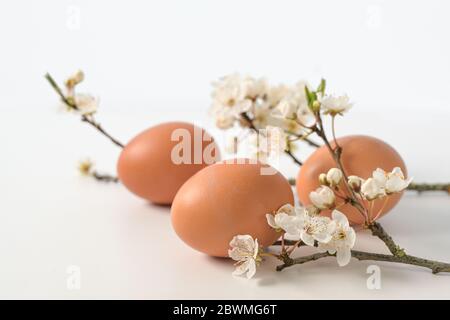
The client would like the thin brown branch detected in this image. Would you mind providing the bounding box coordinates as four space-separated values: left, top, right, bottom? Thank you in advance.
81 115 124 148
92 171 119 183
407 183 450 193
284 149 303 166
288 178 450 194
45 73 125 149
368 222 404 256
287 131 321 148
273 239 305 247
314 113 367 217
276 249 450 274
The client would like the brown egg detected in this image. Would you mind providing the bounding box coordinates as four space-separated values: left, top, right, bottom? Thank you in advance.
171 159 294 257
296 135 407 225
117 122 220 205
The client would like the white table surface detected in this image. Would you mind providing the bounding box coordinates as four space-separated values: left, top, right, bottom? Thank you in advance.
1 107 450 299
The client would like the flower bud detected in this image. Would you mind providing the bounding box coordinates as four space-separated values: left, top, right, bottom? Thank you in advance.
309 186 336 209
65 70 84 88
311 100 321 112
326 168 343 186
348 175 363 192
78 159 93 176
319 173 328 185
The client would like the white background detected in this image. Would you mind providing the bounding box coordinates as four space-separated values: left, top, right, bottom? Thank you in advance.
1 0 450 299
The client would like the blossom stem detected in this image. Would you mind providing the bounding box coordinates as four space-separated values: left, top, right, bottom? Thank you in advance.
371 198 389 223
273 239 303 246
45 73 125 149
287 240 303 254
314 113 367 217
260 252 279 258
331 115 340 150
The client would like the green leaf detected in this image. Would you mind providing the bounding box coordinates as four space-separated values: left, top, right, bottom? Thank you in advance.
304 85 312 105
317 78 326 95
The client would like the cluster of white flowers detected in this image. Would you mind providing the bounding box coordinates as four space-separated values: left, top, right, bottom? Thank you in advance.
311 167 412 206
211 74 353 132
212 74 354 165
266 204 355 266
356 167 412 201
63 70 99 116
228 166 412 279
229 204 355 278
210 74 311 133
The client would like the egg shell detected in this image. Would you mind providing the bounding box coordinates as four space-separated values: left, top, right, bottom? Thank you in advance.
171 159 294 257
296 135 407 225
117 122 220 205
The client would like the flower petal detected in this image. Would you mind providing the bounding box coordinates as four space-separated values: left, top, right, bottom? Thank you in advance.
314 232 332 244
277 203 295 216
346 228 356 248
301 232 316 247
372 168 387 187
331 210 349 228
266 214 278 229
232 260 249 276
336 249 352 267
246 259 257 279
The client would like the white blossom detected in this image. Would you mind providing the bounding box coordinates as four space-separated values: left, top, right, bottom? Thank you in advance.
210 73 252 129
214 111 235 129
318 210 356 266
319 94 353 115
228 235 260 279
266 203 302 236
297 211 336 246
267 84 290 108
372 168 388 188
296 105 315 127
245 76 269 100
384 167 412 194
367 167 412 196
274 82 313 125
74 94 98 115
246 126 287 163
309 186 336 209
348 175 364 192
326 168 343 186
251 105 275 129
276 99 297 118
361 177 385 200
